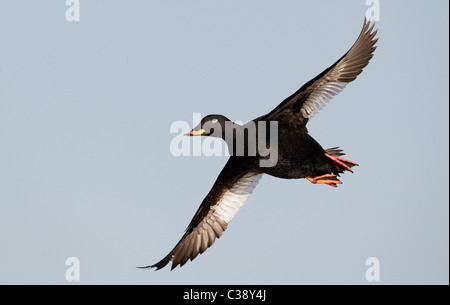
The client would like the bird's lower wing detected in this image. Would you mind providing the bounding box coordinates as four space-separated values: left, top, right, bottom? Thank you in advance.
142 159 263 270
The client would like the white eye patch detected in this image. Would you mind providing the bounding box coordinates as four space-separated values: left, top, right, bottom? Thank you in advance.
211 118 218 124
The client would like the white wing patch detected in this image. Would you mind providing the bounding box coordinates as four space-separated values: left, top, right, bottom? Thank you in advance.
300 81 347 118
213 172 263 224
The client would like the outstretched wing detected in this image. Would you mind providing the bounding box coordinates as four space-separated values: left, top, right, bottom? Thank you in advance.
142 159 263 270
264 18 378 127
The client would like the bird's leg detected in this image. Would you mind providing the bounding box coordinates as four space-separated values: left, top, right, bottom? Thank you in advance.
306 174 342 188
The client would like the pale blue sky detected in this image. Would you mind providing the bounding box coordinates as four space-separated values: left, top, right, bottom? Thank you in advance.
0 1 448 284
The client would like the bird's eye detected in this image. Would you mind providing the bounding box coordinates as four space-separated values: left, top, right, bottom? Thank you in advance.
211 119 218 124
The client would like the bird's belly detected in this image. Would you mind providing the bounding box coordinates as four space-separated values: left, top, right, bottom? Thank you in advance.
261 158 317 179
258 134 330 179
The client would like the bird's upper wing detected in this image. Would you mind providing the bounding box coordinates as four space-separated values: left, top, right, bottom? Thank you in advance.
263 18 378 127
144 159 263 270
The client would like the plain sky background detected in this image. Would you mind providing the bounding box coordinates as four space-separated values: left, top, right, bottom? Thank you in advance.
0 1 448 285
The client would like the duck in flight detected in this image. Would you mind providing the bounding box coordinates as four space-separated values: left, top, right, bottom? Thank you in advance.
142 18 378 270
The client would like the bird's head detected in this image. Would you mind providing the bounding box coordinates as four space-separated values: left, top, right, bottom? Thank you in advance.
184 114 230 138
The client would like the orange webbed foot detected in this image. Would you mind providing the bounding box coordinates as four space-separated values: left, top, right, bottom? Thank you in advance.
306 174 342 188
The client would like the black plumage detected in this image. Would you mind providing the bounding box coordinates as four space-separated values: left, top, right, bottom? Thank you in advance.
142 18 378 270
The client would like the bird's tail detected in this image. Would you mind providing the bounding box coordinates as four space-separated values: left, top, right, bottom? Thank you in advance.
324 147 358 174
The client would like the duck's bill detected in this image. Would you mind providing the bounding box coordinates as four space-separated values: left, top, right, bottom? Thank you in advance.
184 129 205 136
